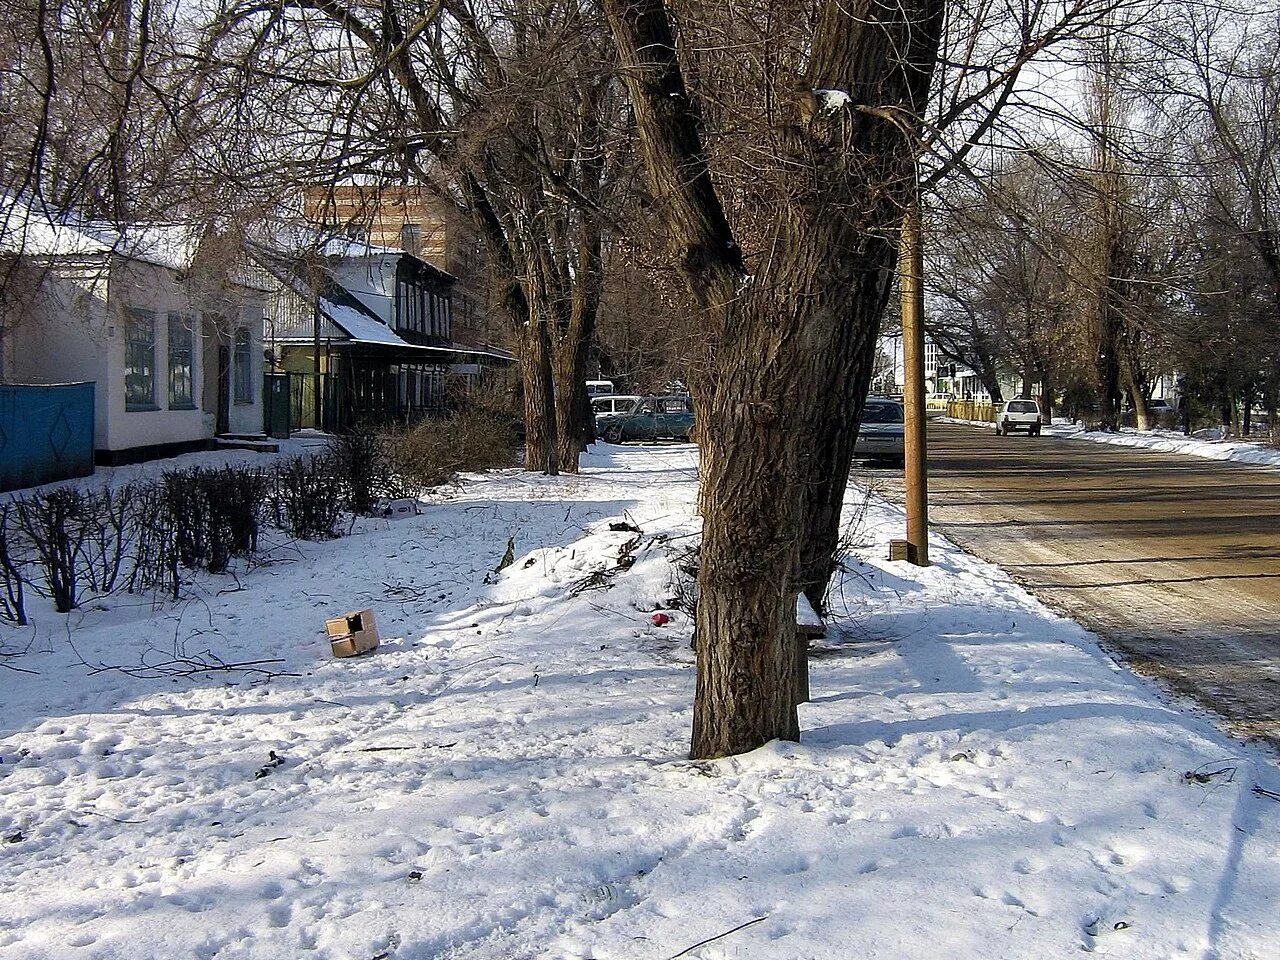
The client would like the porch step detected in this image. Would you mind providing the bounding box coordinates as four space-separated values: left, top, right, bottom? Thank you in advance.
215 434 280 453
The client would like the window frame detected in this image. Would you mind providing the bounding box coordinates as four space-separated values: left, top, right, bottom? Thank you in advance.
167 312 196 410
124 308 157 411
233 326 254 404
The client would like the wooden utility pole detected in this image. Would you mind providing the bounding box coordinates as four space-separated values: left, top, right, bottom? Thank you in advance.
899 198 930 566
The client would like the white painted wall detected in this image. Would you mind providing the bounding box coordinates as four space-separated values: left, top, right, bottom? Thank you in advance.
5 255 267 454
4 261 113 446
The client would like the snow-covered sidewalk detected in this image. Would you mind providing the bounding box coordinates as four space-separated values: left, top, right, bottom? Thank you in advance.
941 415 1280 470
1 444 1277 959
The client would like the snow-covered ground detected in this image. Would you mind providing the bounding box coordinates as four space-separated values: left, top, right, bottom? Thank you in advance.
2 444 1278 959
941 415 1280 470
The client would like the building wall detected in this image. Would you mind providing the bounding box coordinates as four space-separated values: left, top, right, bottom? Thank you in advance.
3 255 265 454
4 259 114 445
302 184 501 348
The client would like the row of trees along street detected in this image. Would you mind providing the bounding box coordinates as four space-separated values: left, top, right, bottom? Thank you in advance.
2 0 1277 757
925 7 1280 436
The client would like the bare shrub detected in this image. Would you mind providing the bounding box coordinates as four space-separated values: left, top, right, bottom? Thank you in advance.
161 467 267 573
271 455 345 540
79 484 133 595
12 488 95 612
327 424 413 514
0 503 28 625
386 409 519 491
128 484 181 600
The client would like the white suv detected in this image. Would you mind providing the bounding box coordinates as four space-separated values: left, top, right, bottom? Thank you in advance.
996 399 1043 436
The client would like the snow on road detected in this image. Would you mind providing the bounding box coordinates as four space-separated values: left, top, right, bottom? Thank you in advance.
2 444 1278 959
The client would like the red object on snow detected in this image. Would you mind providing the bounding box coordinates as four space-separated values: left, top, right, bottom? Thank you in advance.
650 612 671 627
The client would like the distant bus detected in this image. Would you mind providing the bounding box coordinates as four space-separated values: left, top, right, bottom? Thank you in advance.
586 380 615 397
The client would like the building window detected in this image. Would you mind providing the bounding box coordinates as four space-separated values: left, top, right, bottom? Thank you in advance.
168 313 195 409
125 308 156 409
233 327 254 403
442 297 451 340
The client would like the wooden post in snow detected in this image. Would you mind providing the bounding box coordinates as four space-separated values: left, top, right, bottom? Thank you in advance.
899 198 930 566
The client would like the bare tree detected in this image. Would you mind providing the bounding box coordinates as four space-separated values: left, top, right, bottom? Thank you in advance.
201 0 625 473
603 0 948 757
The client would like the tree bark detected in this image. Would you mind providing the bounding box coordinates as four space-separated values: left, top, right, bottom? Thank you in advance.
795 263 893 611
521 321 559 475
606 0 944 758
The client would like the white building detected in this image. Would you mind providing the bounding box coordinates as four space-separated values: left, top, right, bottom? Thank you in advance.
0 195 268 464
873 333 993 400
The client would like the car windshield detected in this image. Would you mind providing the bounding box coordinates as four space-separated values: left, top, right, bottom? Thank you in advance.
862 401 904 423
1008 401 1039 413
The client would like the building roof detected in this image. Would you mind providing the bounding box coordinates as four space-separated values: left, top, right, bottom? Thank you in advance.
320 236 457 283
0 193 273 290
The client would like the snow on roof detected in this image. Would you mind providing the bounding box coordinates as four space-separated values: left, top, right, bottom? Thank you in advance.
0 193 231 278
321 238 405 260
0 194 114 259
451 341 517 363
319 297 408 347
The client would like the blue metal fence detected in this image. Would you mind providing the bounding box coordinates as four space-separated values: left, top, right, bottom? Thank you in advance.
0 382 96 492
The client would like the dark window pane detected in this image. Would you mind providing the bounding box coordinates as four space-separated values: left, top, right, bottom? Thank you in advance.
862 402 904 423
125 309 155 408
234 327 254 403
168 313 194 408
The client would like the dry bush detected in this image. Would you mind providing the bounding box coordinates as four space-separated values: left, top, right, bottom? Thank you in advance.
270 455 346 540
161 467 268 573
328 424 416 513
0 502 28 624
385 408 519 490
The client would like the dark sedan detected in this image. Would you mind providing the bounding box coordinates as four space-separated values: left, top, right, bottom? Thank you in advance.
597 395 695 443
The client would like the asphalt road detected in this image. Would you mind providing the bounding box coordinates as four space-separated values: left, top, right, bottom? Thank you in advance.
859 419 1280 747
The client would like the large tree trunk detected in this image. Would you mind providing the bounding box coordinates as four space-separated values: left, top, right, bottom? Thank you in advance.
1038 370 1054 423
795 257 895 612
606 0 943 759
693 306 803 755
521 322 559 475
1095 296 1123 431
551 218 603 472
552 326 592 471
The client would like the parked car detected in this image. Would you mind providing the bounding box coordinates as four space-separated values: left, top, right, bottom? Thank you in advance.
996 399 1043 436
591 394 641 418
1122 397 1176 427
854 397 905 466
597 395 695 443
586 380 615 397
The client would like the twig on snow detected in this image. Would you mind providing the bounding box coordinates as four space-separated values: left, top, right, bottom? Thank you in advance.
667 915 768 959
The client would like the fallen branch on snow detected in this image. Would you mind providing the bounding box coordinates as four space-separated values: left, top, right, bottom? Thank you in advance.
667 915 768 959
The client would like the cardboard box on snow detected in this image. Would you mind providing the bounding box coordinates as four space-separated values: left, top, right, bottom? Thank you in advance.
325 608 380 658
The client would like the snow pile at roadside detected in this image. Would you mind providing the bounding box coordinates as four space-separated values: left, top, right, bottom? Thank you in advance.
2 444 1278 959
1044 422 1280 469
940 413 1280 470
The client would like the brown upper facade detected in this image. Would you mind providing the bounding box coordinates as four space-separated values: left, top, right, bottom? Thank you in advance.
302 183 502 349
